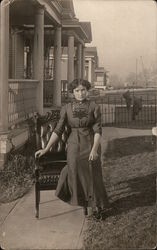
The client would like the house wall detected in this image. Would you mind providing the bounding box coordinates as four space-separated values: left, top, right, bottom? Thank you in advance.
91 60 96 83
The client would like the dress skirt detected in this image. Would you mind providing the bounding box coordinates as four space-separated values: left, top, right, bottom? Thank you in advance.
55 128 109 208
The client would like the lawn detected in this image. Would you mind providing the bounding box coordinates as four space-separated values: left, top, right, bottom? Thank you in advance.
83 136 156 250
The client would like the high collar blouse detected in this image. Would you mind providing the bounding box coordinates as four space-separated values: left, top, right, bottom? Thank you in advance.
54 100 102 138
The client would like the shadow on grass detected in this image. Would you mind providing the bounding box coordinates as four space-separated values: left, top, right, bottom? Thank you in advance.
104 136 155 159
107 173 156 218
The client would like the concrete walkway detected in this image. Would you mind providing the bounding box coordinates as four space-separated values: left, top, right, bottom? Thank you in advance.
102 127 152 139
0 127 152 250
0 188 85 250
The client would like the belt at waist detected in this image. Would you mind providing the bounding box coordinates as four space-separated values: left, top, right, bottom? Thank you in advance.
70 127 93 136
71 127 91 130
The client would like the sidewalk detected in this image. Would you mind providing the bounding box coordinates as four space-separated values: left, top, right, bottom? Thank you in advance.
0 127 152 250
102 127 152 139
0 188 85 250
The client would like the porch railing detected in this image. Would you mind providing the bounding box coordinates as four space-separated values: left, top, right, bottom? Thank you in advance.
44 79 53 107
8 79 39 128
44 80 68 107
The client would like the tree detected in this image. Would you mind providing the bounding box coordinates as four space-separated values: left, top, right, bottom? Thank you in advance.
125 72 136 87
109 74 124 89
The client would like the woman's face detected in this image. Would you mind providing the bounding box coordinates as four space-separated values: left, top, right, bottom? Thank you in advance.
73 85 88 101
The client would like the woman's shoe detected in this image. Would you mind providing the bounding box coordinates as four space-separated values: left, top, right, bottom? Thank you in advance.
100 206 114 220
92 207 102 220
92 206 113 220
92 211 101 220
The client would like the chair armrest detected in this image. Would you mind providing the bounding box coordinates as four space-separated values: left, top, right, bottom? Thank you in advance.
38 151 66 163
34 152 67 173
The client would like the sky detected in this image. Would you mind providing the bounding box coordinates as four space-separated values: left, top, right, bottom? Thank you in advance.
73 0 157 79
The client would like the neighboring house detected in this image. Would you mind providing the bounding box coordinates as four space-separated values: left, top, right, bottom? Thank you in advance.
85 47 98 86
0 0 92 168
44 46 104 101
94 67 106 90
84 47 106 90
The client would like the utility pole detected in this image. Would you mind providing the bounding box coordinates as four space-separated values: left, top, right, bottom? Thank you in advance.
136 58 138 87
104 70 109 86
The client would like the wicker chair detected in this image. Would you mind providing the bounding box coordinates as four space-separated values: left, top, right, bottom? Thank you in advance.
34 110 70 218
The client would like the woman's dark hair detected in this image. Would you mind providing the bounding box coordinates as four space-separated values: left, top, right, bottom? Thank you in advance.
68 79 91 93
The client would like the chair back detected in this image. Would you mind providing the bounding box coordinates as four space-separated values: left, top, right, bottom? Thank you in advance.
34 110 70 153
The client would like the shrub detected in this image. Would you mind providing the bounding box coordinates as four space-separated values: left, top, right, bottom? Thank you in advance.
0 141 35 203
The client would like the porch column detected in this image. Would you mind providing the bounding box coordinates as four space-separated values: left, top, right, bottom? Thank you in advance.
26 43 32 79
77 43 82 79
44 46 50 79
67 35 74 83
0 0 12 169
0 0 9 133
81 46 85 79
33 7 44 114
53 26 62 106
88 58 92 83
10 28 24 79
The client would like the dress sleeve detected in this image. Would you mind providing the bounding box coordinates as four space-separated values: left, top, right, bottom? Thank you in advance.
92 104 102 135
53 105 67 138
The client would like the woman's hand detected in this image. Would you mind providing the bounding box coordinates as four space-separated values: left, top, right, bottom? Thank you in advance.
35 148 47 159
89 149 98 161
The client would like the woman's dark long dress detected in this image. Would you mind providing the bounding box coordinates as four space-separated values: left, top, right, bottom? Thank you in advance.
54 99 109 208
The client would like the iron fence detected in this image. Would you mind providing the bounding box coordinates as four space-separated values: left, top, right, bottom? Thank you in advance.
62 89 157 128
96 93 157 128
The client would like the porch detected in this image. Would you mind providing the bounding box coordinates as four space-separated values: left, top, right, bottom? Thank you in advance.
0 0 92 168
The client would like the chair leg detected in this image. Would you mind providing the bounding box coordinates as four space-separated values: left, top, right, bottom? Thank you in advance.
83 206 88 216
35 183 40 218
83 201 88 216
38 189 40 203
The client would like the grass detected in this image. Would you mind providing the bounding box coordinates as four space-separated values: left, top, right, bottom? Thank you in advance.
83 136 156 250
0 139 36 203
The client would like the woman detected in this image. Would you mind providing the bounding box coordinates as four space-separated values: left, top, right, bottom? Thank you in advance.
35 79 110 218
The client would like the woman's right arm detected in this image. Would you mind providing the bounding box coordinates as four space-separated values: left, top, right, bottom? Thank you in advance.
35 132 59 158
35 105 67 158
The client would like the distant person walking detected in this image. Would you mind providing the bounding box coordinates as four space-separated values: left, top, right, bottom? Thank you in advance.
123 90 142 121
123 90 132 111
132 96 142 120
